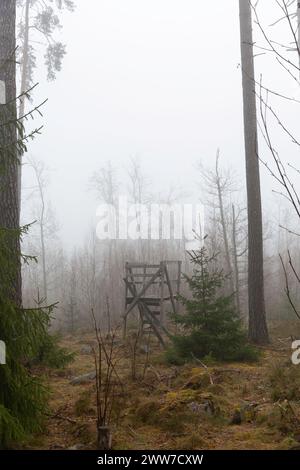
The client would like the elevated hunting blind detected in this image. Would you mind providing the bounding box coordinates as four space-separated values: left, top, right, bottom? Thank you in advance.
123 261 182 347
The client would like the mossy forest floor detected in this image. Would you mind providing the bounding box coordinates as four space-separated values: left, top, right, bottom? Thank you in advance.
27 321 300 450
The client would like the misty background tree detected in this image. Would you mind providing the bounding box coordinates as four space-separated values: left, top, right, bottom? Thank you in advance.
16 0 75 206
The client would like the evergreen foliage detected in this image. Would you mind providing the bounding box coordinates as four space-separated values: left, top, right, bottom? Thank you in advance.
35 332 75 369
0 91 73 448
0 225 74 448
167 248 259 364
0 226 49 448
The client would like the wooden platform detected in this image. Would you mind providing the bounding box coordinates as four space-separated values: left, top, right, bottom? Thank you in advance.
123 261 182 347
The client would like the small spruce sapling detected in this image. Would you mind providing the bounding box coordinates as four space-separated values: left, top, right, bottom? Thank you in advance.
167 247 259 364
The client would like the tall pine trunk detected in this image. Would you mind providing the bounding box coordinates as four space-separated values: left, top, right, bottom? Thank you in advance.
0 0 22 307
239 0 269 344
17 0 30 208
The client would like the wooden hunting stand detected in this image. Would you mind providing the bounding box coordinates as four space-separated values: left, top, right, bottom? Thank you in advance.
123 261 182 348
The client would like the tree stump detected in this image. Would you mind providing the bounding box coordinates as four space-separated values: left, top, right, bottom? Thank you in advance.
97 426 112 450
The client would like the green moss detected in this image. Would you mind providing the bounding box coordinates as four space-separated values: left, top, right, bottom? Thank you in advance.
206 384 225 395
182 369 212 390
132 397 194 434
163 390 198 410
133 399 161 426
74 390 93 416
278 436 299 450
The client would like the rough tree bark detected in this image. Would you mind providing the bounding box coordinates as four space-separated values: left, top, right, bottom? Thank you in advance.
19 0 30 119
239 0 269 343
17 0 30 207
0 0 22 307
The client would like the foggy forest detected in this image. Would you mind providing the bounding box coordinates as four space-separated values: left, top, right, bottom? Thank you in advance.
2 0 300 458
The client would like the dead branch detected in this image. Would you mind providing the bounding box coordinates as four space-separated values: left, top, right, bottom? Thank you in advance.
279 254 300 321
191 352 214 385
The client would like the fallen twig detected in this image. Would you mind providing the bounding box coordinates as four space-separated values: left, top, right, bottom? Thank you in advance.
191 353 214 385
45 412 77 425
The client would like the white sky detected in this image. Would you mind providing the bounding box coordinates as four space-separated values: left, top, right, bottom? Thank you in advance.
21 0 300 247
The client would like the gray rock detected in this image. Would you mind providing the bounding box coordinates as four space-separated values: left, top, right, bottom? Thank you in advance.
70 371 96 385
68 444 85 450
188 400 215 416
80 344 93 355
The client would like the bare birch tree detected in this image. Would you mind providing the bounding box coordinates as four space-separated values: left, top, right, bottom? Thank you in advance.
28 158 48 301
16 0 75 207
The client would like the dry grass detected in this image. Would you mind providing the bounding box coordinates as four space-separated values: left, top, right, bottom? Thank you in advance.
26 327 300 450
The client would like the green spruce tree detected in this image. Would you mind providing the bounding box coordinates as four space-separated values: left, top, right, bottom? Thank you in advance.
167 247 258 364
0 100 73 449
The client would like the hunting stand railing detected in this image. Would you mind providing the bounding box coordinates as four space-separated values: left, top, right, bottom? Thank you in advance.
123 261 182 348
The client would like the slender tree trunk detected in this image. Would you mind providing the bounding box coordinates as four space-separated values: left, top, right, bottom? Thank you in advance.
0 0 22 307
17 0 30 209
239 0 269 343
40 206 47 302
215 150 235 295
37 177 47 301
232 204 241 315
31 159 48 301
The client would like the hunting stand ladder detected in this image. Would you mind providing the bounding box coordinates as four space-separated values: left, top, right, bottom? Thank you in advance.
123 261 182 348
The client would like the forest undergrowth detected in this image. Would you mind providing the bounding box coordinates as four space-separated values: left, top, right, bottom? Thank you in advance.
24 320 300 451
